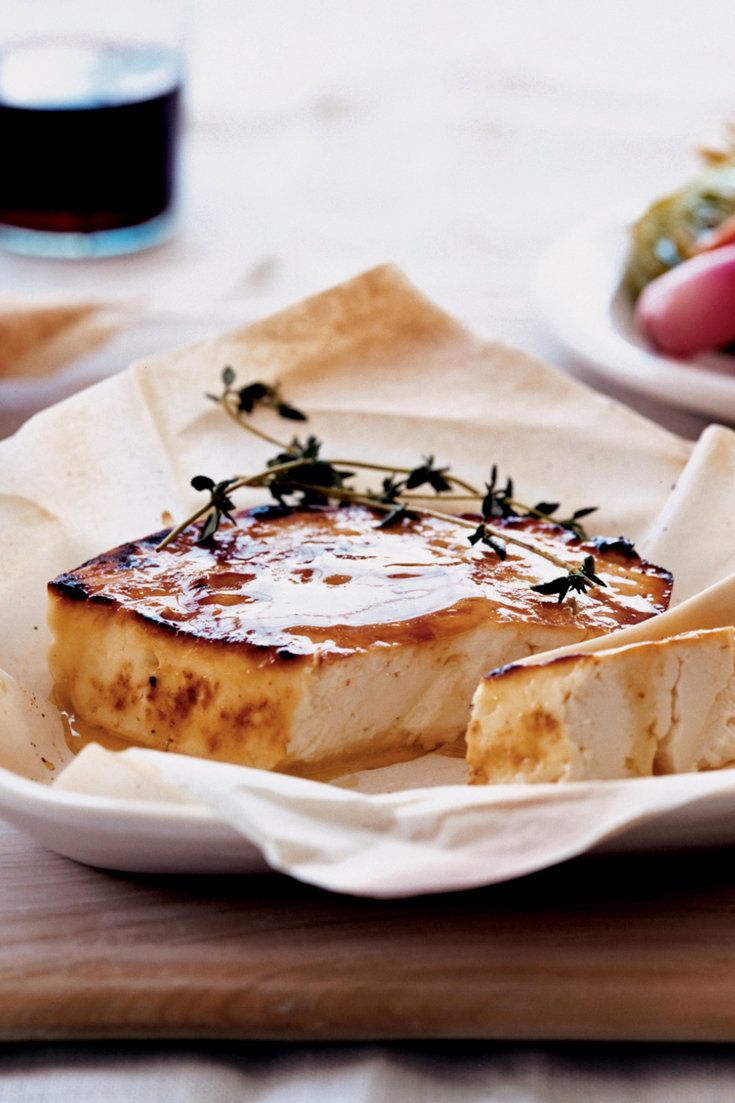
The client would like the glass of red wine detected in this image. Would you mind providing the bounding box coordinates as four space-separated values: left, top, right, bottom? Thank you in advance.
0 2 185 258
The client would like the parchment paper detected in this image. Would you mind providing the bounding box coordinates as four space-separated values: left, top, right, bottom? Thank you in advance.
0 295 124 380
3 263 735 897
0 294 139 440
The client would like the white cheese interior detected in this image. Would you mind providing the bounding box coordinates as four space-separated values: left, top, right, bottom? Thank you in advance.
467 627 735 783
49 596 581 776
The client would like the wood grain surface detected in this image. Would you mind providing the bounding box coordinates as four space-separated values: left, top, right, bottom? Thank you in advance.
2 819 735 1042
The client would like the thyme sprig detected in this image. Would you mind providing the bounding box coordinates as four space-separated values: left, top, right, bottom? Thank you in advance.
189 475 237 543
158 369 609 603
531 556 607 605
479 465 598 539
210 369 308 422
156 457 312 549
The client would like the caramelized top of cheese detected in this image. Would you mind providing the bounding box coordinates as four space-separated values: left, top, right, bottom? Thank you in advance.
48 505 672 660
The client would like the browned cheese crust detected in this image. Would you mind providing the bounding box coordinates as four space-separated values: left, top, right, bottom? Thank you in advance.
47 505 672 772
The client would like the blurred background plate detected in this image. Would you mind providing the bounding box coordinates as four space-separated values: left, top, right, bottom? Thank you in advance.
534 220 735 423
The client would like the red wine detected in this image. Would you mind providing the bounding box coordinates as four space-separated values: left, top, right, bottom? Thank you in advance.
0 39 181 240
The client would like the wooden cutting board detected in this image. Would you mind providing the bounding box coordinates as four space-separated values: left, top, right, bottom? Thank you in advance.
2 819 735 1042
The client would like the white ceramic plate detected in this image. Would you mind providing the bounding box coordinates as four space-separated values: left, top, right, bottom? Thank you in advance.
534 221 735 423
0 764 269 875
3 744 735 878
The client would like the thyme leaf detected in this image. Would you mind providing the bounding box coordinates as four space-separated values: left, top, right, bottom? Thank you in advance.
531 555 607 604
479 466 598 537
267 435 323 465
219 368 307 422
377 475 406 504
278 403 309 421
404 455 453 494
189 475 239 545
467 523 507 560
481 465 517 519
556 506 599 540
376 503 416 529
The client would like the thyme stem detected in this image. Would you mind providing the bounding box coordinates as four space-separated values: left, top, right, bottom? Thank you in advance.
322 461 481 498
400 492 479 501
166 370 605 603
155 502 213 550
289 482 572 573
221 392 290 450
218 385 482 497
155 458 309 550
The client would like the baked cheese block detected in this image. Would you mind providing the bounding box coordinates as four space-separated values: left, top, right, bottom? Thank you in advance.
467 626 735 784
48 505 672 778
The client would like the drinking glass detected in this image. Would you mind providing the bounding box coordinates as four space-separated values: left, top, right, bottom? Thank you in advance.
0 0 185 258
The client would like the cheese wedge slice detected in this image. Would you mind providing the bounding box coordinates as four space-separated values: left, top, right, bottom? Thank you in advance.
47 505 672 778
467 626 735 783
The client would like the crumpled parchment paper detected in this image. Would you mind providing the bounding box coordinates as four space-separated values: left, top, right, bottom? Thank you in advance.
2 263 735 896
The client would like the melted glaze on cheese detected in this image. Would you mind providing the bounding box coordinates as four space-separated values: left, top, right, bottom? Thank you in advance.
49 505 673 659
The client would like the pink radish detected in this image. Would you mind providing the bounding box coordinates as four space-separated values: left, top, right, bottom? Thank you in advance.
635 243 735 356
